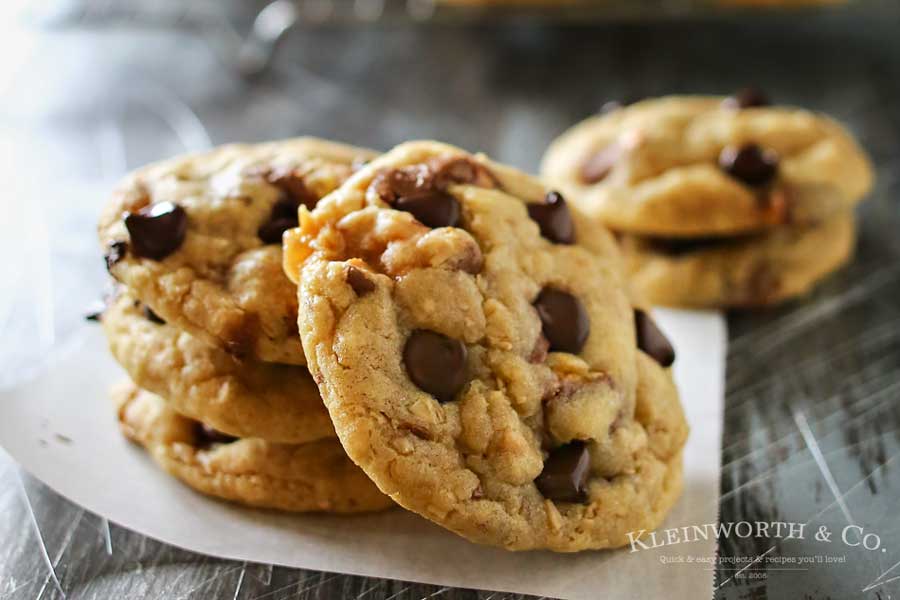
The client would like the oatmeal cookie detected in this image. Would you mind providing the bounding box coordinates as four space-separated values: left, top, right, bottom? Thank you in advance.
284 141 687 551
99 137 376 364
620 212 855 308
541 95 872 237
113 382 392 513
102 290 335 444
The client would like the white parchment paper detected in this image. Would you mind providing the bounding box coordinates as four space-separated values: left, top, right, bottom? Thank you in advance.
0 309 725 600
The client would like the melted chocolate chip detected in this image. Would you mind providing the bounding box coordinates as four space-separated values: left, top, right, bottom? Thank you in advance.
195 423 238 447
527 191 575 244
580 144 620 184
635 309 675 367
104 240 128 272
403 330 468 402
143 305 165 325
719 144 778 187
535 441 591 503
346 266 375 296
533 287 589 354
722 87 770 110
394 190 461 228
124 201 188 260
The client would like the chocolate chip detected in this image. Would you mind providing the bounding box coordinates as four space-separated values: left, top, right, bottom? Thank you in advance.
124 201 187 260
722 87 770 110
580 144 620 184
372 166 432 203
265 169 318 210
719 144 778 187
403 329 468 402
143 305 165 325
431 156 491 189
104 240 128 272
195 423 238 447
258 216 297 244
535 441 591 503
395 191 461 228
346 265 375 296
533 287 589 354
635 309 675 367
372 157 495 229
259 193 304 244
527 191 575 244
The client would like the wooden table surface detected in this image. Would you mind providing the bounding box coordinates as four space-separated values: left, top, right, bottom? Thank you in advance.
1 2 899 598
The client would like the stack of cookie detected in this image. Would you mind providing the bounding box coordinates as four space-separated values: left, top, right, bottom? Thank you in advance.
97 138 690 552
541 93 874 308
97 138 392 513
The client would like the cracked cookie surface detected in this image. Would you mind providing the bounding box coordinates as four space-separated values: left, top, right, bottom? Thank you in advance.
541 96 873 237
113 382 392 513
620 212 856 308
99 137 376 364
284 141 687 551
102 290 335 443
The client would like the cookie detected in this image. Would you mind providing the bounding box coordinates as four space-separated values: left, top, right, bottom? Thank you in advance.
541 95 873 237
113 382 393 513
620 212 855 308
102 290 335 444
284 141 687 551
99 137 377 365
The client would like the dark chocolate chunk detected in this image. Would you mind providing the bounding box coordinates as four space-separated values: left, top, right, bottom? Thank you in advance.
722 87 770 110
634 309 675 367
580 144 620 184
394 190 461 229
346 265 375 296
533 287 589 354
719 144 778 187
195 423 238 447
104 240 128 272
124 201 188 260
143 305 165 325
527 191 575 244
403 329 468 402
535 441 591 503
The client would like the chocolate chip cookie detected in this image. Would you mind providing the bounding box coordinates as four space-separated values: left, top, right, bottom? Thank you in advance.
99 138 376 364
541 95 873 237
284 141 687 551
102 290 335 443
113 382 393 513
621 212 856 308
